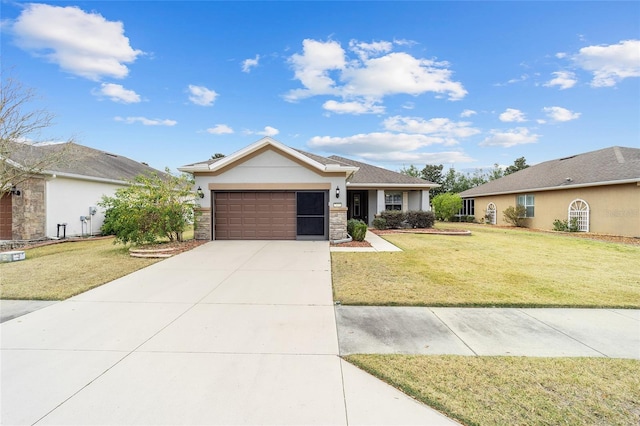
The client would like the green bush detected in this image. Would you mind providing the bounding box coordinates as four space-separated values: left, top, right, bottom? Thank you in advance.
405 210 435 228
503 205 527 227
379 211 405 229
432 193 463 222
553 217 580 232
347 218 367 241
372 216 387 230
99 170 196 245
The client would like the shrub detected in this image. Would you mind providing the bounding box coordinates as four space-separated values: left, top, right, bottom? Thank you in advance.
405 210 435 228
347 218 367 241
372 216 387 230
379 211 405 229
503 205 527 227
553 219 569 232
553 217 580 232
99 170 196 245
432 193 463 222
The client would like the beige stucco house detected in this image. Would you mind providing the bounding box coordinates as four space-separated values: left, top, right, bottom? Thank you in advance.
459 146 640 238
179 137 437 241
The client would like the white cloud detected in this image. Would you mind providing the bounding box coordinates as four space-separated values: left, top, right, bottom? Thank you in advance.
308 132 474 165
349 39 393 60
402 102 415 110
93 83 140 103
206 124 234 135
188 85 218 106
480 127 540 147
10 3 142 80
460 109 477 118
323 100 385 115
544 71 577 90
244 126 280 136
555 52 567 59
285 39 346 101
543 106 581 122
382 116 480 144
242 55 260 73
499 108 527 122
285 38 467 110
573 39 640 87
114 116 177 126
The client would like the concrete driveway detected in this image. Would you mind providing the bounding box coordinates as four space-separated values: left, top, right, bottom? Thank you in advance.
1 241 456 425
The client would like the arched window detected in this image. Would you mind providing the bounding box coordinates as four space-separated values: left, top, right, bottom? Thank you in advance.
486 202 497 225
568 199 589 232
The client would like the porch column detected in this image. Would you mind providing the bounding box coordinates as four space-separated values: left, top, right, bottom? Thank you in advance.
402 192 409 212
421 190 430 211
376 190 385 216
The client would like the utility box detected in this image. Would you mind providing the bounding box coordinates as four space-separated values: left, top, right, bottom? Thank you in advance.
0 251 26 263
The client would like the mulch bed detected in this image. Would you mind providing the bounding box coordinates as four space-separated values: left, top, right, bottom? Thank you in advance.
134 239 208 255
330 240 372 247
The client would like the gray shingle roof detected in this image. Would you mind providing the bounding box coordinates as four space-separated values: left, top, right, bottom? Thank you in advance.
7 142 166 182
460 146 640 197
328 155 437 186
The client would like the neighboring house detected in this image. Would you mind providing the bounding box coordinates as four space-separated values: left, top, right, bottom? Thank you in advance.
178 137 437 241
0 142 165 241
459 146 640 237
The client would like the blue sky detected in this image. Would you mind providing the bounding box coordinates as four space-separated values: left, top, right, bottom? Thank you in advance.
2 1 639 174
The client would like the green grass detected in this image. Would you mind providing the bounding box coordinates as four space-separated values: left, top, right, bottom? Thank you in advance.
0 237 161 300
332 225 640 307
346 355 640 426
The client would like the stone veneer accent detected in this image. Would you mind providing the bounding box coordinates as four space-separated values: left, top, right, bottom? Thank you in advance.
194 207 211 240
329 207 348 241
12 177 46 240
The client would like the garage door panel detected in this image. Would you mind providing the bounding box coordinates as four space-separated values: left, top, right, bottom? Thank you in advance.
215 192 296 240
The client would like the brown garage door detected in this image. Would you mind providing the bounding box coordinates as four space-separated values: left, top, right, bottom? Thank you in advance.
214 192 296 240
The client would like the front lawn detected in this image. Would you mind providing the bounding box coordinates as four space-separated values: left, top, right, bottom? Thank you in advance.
347 354 640 426
0 237 161 300
332 225 640 307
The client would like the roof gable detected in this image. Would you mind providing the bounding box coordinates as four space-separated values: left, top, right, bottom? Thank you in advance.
179 137 358 176
460 146 640 197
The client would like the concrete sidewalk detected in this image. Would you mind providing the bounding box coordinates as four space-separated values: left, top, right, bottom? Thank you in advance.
1 241 457 426
330 230 402 252
336 306 640 358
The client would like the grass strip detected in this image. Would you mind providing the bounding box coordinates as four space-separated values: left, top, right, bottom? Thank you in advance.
346 354 640 426
0 237 161 300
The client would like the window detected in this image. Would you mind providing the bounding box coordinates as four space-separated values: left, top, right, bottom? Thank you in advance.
517 194 535 217
459 199 475 216
486 202 497 225
568 199 589 232
385 192 402 211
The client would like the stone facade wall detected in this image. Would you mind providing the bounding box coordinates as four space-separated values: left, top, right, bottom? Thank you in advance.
329 207 348 241
194 208 212 240
12 177 46 240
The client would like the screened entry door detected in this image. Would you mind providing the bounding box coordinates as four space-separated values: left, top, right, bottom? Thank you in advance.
296 191 328 240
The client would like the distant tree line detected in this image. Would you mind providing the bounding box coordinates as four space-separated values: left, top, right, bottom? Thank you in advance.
400 157 529 196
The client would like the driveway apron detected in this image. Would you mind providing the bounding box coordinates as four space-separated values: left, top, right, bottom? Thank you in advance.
1 241 456 425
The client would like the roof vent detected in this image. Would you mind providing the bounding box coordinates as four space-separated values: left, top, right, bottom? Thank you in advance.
559 155 577 161
565 177 573 182
104 152 118 158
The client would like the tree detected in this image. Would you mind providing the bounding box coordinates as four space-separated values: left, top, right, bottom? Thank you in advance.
431 193 463 222
504 156 529 175
1 75 72 196
99 170 196 245
421 164 444 196
399 164 420 178
488 163 504 181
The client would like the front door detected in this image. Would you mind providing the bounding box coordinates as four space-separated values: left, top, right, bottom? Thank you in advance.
347 190 368 224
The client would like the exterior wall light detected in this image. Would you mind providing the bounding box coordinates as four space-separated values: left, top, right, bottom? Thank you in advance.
335 186 340 198
196 186 205 199
10 186 21 196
